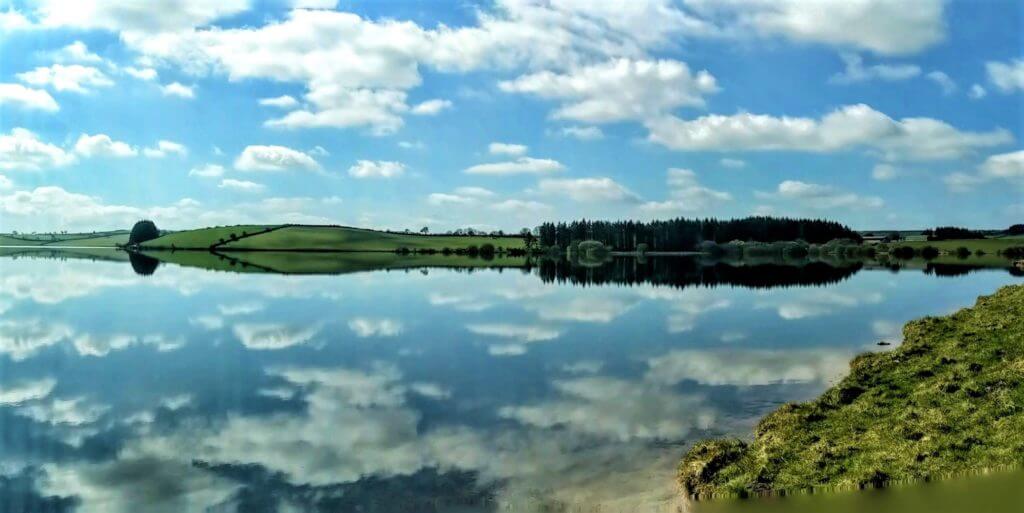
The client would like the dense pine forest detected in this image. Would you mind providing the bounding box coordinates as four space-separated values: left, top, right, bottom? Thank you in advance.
536 217 862 252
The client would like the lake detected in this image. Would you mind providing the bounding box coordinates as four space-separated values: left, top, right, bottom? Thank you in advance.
0 250 1020 512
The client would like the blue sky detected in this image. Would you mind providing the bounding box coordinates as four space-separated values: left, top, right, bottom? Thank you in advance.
0 0 1021 233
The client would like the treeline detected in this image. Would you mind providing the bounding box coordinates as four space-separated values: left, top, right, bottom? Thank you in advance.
923 226 987 240
536 216 861 251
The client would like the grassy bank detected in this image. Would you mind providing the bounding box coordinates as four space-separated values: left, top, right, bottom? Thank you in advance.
138 224 526 252
680 284 1024 499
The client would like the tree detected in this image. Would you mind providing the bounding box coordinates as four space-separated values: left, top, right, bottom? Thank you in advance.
1008 224 1024 236
420 226 429 234
128 220 160 245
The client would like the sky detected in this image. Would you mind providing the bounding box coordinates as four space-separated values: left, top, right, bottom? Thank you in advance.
0 0 1021 233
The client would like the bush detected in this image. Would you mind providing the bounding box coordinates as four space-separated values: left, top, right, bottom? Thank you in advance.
1006 224 1024 236
479 243 496 260
891 246 915 259
955 246 971 259
466 245 480 257
1002 247 1024 259
920 246 940 260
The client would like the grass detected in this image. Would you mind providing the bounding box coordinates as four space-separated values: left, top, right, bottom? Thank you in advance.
0 246 129 262
895 237 1023 255
140 224 526 252
679 284 1024 499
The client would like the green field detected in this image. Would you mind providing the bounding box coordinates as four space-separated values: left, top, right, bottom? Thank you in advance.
140 224 526 252
895 236 1024 254
0 231 129 247
679 284 1024 499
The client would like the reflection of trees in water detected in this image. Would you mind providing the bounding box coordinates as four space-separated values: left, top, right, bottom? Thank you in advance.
128 252 160 276
537 257 863 289
195 461 498 513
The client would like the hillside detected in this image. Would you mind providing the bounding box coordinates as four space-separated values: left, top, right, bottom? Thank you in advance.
679 285 1024 499
138 224 527 252
0 231 129 247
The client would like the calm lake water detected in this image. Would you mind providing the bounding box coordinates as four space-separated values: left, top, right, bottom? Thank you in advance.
0 251 1020 512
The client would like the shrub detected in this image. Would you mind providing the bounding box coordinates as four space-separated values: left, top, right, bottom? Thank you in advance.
466 245 480 257
1002 247 1024 259
891 246 915 259
1006 224 1024 236
920 246 940 260
955 246 971 259
479 243 496 259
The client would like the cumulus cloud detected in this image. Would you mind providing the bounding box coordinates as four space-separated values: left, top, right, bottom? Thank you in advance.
646 349 852 386
16 64 114 93
758 180 884 209
537 177 640 203
0 83 59 112
829 53 920 84
557 126 604 141
719 158 746 168
348 160 405 178
489 142 528 156
348 318 404 337
467 323 562 354
0 378 57 404
218 178 266 193
160 82 195 99
926 70 957 95
465 157 564 175
639 168 731 215
500 58 717 123
124 66 158 81
944 150 1024 192
74 133 137 158
969 84 987 100
410 98 452 115
490 199 552 212
0 128 75 171
685 0 946 55
986 59 1024 93
143 140 188 158
46 41 102 63
0 319 74 361
258 95 299 108
235 145 320 172
232 323 321 350
33 0 250 32
646 104 1012 161
188 164 225 178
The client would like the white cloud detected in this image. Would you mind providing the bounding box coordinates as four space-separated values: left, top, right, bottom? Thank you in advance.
16 64 113 93
409 382 450 400
0 128 75 171
969 84 987 100
347 160 405 179
537 177 640 203
160 82 195 99
686 0 946 55
348 318 404 337
232 323 321 350
143 140 188 158
646 104 1012 161
235 145 320 172
986 59 1024 93
980 150 1024 179
264 88 407 134
188 164 225 178
871 163 901 181
646 349 851 386
292 0 339 8
0 319 74 361
124 67 158 81
0 378 56 404
218 178 266 193
0 83 59 112
489 142 528 156
943 171 988 193
639 168 730 214
500 58 717 123
758 289 883 320
0 175 12 190
719 158 746 168
467 323 561 342
454 186 495 198
558 126 604 141
0 9 33 30
34 0 251 32
759 180 884 209
74 133 138 158
829 53 920 84
466 157 564 175
410 98 452 115
259 95 299 108
926 70 957 95
47 41 102 63
491 199 552 212
427 193 474 206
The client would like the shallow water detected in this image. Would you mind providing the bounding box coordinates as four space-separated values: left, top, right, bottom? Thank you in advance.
0 251 1019 512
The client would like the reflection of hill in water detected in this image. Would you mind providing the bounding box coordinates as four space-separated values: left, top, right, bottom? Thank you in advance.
538 257 864 289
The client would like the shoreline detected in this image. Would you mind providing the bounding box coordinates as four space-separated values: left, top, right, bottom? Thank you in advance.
679 284 1024 500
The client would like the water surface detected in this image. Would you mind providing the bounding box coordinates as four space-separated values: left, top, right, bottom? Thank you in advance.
0 251 1019 512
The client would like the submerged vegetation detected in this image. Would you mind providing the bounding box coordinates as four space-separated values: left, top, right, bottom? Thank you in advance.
680 285 1024 499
